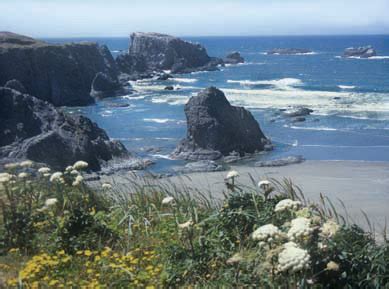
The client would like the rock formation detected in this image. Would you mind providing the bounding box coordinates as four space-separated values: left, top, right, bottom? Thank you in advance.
4 79 27 93
266 48 313 55
0 31 126 106
116 32 223 78
343 46 376 58
172 87 271 160
0 87 128 171
90 72 130 99
224 52 244 64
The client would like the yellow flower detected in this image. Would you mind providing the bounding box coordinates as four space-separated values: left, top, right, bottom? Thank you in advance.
94 255 101 262
326 261 340 271
9 248 19 253
49 280 59 286
146 286 156 289
84 250 92 256
87 269 94 274
7 278 18 286
57 250 65 255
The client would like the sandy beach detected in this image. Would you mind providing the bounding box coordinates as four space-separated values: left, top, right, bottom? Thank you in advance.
98 160 389 232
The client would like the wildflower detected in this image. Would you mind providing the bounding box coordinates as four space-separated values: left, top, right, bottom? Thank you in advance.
178 220 193 229
326 261 340 271
226 253 244 265
296 207 311 218
258 180 271 190
38 167 51 174
225 170 239 180
45 198 58 207
73 160 88 170
20 160 33 167
84 250 92 256
0 172 12 183
287 217 313 241
50 172 64 183
18 172 29 179
65 166 73 172
252 224 282 242
277 242 310 272
4 162 19 170
274 199 302 212
102 183 112 190
70 169 79 175
320 219 339 238
72 175 84 186
162 196 174 205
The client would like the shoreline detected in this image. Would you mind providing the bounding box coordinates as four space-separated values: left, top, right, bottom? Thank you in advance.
96 160 389 232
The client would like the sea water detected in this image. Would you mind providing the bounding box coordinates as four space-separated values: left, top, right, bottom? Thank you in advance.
45 35 389 172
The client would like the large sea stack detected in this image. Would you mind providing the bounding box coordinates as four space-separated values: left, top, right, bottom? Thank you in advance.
116 32 223 77
0 87 128 171
343 46 376 58
0 31 125 106
173 87 271 160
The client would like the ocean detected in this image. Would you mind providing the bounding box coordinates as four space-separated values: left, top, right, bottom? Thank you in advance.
45 35 389 172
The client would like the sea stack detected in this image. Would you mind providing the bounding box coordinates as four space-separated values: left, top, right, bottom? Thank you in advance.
172 87 271 160
0 31 125 106
224 52 245 64
343 46 376 58
116 32 223 77
0 87 128 171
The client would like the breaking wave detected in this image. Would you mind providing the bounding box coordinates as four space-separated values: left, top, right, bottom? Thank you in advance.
227 78 303 89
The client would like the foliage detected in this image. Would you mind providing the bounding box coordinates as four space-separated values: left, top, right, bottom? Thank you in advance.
1 163 389 288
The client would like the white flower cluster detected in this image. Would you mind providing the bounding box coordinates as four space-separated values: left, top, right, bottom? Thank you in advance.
0 173 13 183
252 224 282 242
38 167 51 174
20 160 33 168
320 219 339 238
225 170 239 180
18 172 29 179
258 180 271 190
73 161 88 170
274 199 302 212
162 196 175 205
72 175 84 186
4 163 20 170
50 172 64 183
287 217 313 241
45 198 58 207
178 220 193 229
278 242 310 273
102 183 112 190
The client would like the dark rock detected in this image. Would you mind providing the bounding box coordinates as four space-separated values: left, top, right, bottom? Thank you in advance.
333 96 341 100
266 48 313 55
179 160 225 173
172 87 270 160
90 72 130 99
156 73 173 80
0 87 128 171
292 117 306 122
107 102 130 108
117 32 223 75
100 158 154 175
164 86 174 91
4 79 27 93
283 107 313 117
224 51 245 64
0 32 121 106
254 155 305 167
343 46 376 58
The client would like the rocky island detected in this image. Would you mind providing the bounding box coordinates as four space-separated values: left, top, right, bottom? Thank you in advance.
266 48 313 55
172 87 271 161
116 32 224 79
343 45 376 58
0 31 129 106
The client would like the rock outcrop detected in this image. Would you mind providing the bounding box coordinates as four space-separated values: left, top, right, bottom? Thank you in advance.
116 32 223 77
0 87 128 171
224 52 244 64
90 72 130 99
343 46 376 58
266 48 313 55
172 87 271 160
0 31 125 106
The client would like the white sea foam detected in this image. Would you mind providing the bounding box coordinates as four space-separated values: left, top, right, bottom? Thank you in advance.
122 95 146 100
337 56 389 60
151 154 173 160
338 85 356 90
171 77 198 83
227 78 303 89
150 95 190 106
287 125 338 131
155 137 177 141
143 118 175 124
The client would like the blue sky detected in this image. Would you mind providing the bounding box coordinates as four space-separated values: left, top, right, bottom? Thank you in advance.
1 0 388 37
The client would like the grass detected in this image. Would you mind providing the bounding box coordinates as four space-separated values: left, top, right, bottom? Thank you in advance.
1 161 389 288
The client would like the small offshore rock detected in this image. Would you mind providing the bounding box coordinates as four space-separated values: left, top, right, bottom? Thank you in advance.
254 156 305 167
180 160 225 173
224 51 244 64
164 86 174 90
343 46 376 58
